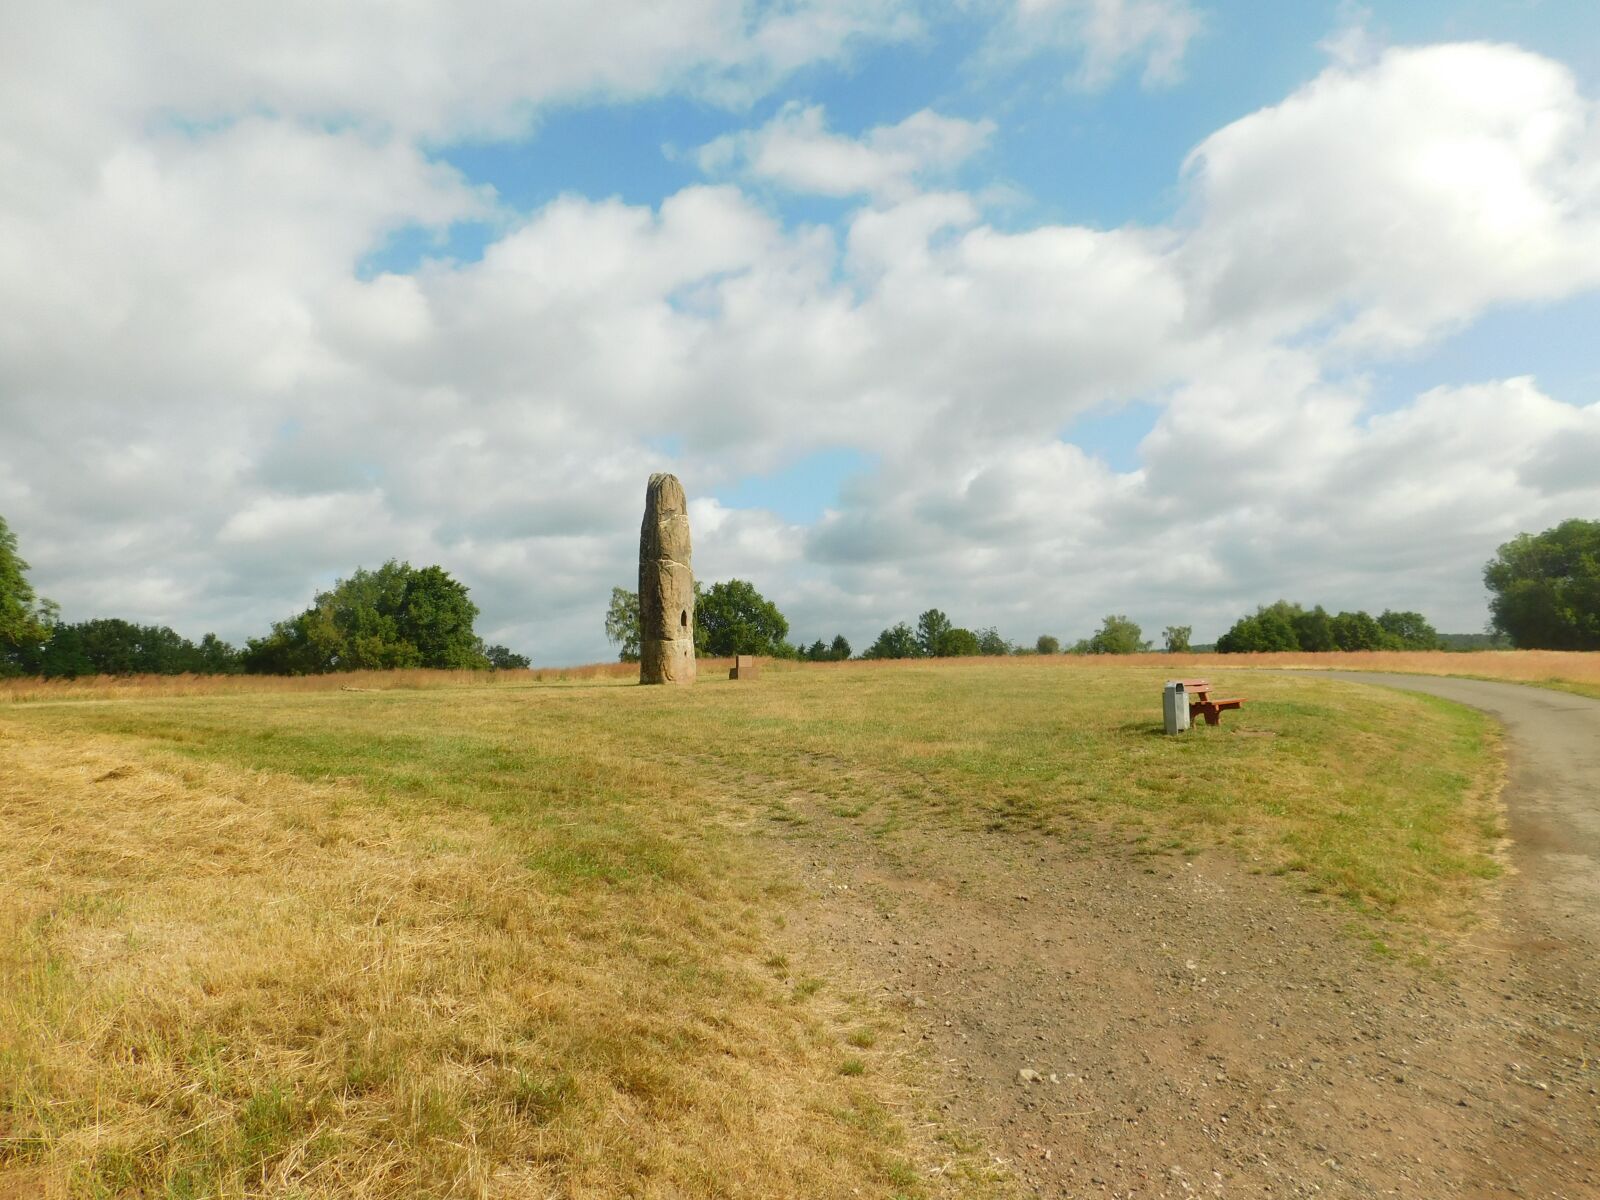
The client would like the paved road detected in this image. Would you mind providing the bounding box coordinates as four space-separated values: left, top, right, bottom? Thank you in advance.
1316 672 1600 948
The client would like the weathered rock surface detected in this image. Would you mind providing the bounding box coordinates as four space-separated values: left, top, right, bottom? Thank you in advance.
638 473 695 685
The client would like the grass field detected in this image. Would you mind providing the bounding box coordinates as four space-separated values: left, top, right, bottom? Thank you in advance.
0 661 1506 1196
4 648 1597 704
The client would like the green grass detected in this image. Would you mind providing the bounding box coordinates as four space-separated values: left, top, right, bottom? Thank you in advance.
0 661 1502 1195
17 665 1500 910
16 663 1506 921
1532 679 1600 701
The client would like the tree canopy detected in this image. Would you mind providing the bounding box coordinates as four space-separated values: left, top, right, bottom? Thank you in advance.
1216 601 1440 653
15 619 243 679
694 579 790 657
482 644 531 669
975 627 1010 656
802 634 852 662
1162 625 1192 653
862 622 919 659
605 587 641 662
939 627 982 656
1484 519 1600 650
915 609 952 657
1 515 54 674
243 560 488 674
1072 614 1147 655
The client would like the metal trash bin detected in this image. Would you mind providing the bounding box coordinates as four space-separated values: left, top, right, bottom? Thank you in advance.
1162 680 1190 735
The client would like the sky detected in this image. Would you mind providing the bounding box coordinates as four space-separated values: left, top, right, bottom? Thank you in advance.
2 1 1598 663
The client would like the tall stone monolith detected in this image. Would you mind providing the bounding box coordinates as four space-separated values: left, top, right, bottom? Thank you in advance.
639 473 696 685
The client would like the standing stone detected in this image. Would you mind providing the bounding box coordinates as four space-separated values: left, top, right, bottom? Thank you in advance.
638 473 696 685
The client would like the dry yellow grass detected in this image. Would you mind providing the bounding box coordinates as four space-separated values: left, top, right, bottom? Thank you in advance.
4 648 1594 706
816 648 1600 687
0 718 945 1198
1150 648 1600 694
778 649 1600 701
0 661 758 704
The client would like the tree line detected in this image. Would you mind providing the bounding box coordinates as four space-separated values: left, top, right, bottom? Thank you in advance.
1 516 529 678
1214 603 1439 653
604 517 1600 662
6 513 1598 678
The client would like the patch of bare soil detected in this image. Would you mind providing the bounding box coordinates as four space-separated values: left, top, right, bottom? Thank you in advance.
779 810 1599 1198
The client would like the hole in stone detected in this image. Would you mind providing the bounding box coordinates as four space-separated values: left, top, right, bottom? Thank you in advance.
680 609 688 628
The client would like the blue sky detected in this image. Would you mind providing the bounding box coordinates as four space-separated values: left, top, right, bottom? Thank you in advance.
3 0 1599 659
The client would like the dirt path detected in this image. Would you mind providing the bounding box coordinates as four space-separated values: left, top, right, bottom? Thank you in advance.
774 677 1600 1199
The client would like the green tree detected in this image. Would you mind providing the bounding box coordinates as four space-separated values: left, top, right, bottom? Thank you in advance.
695 579 790 656
194 633 243 674
798 635 851 662
28 623 93 677
1329 610 1388 651
1035 634 1060 655
244 561 487 674
1080 614 1146 655
26 619 241 678
1484 520 1600 649
938 627 982 656
1377 610 1440 650
915 609 952 657
1213 616 1258 653
1 515 54 675
975 627 1010 656
862 622 920 659
1216 602 1300 653
1289 605 1335 652
1162 625 1192 654
605 587 641 662
483 643 532 669
397 565 484 667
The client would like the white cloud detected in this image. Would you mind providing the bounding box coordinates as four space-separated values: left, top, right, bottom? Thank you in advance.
1180 43 1600 350
698 103 995 199
0 0 924 151
989 0 1203 89
1319 2 1382 69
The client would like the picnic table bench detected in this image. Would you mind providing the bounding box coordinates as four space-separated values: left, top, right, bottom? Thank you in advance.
1177 679 1244 726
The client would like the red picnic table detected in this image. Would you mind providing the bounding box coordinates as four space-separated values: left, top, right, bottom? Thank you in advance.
1175 679 1244 726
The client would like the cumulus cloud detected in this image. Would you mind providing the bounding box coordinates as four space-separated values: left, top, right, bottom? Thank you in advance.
0 0 923 148
697 103 996 199
1180 43 1600 349
986 0 1204 89
2 14 1599 662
